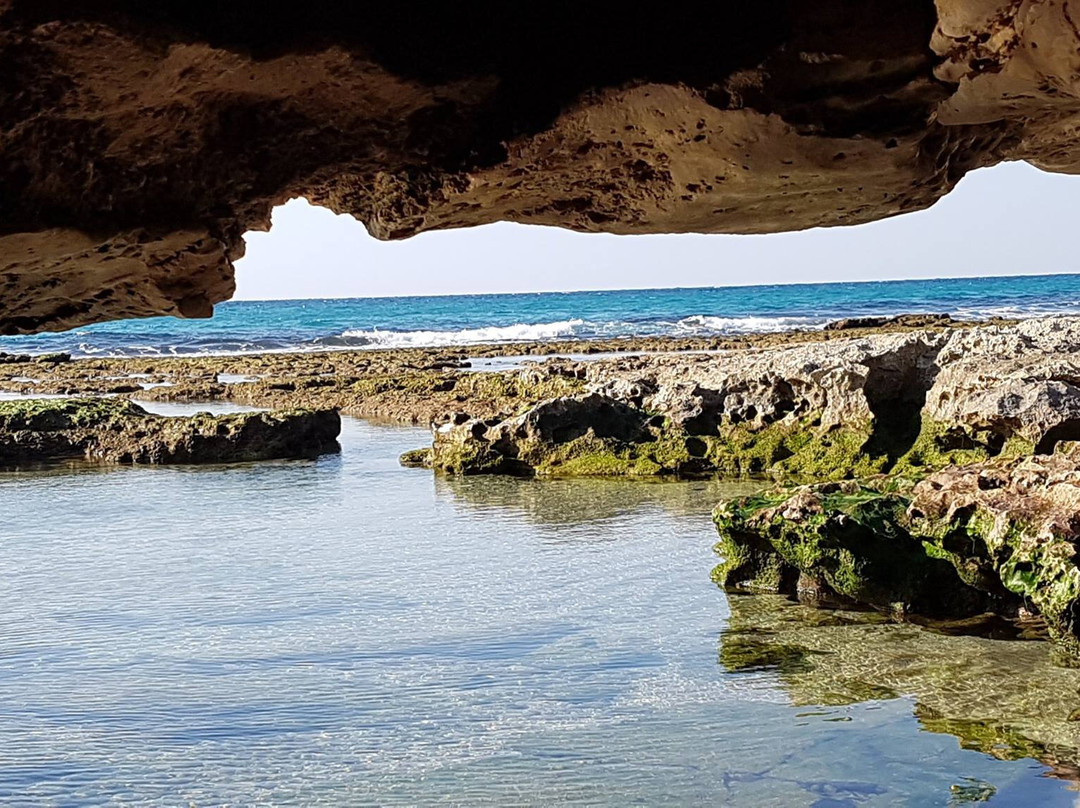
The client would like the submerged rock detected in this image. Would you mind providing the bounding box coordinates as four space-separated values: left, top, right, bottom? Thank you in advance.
0 398 340 465
720 594 1080 782
713 450 1080 658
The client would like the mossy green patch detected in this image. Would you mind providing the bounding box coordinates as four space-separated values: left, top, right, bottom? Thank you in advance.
701 420 886 481
399 447 433 468
891 419 996 475
529 433 675 477
712 486 1004 619
428 437 513 476
0 397 145 431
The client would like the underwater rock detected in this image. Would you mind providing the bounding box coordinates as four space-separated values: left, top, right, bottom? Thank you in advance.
714 449 1080 657
0 398 340 465
719 594 1080 782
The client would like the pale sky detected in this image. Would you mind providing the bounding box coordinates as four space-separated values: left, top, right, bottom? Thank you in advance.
235 161 1080 300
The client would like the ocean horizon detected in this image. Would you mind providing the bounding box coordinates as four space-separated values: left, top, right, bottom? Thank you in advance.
5 272 1080 358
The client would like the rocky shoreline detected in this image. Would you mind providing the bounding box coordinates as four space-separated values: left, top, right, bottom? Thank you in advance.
7 315 1080 657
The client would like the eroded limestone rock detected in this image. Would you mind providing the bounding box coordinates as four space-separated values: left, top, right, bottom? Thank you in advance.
412 317 1080 480
713 449 1080 657
0 398 340 465
3 3 1080 331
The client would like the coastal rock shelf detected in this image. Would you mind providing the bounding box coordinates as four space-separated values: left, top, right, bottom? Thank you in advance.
409 317 1080 480
0 398 341 466
714 450 1080 659
3 3 1080 332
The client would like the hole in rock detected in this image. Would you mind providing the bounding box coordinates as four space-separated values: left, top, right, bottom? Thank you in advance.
1035 420 1080 455
862 343 943 465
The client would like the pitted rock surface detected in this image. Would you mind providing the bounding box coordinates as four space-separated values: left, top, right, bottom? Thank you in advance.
3 2 1080 332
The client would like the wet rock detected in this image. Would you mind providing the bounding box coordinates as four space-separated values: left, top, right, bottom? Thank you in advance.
0 351 69 364
824 313 956 331
719 594 1080 782
713 481 1015 619
424 393 683 477
713 449 1080 658
0 398 340 465
824 316 892 331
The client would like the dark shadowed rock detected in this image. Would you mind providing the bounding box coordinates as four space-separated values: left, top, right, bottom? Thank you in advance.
0 398 340 465
823 313 956 331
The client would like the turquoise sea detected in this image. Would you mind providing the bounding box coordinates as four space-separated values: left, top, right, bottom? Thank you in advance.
5 273 1080 356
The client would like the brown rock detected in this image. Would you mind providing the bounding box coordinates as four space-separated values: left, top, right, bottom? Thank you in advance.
2 4 1079 332
0 398 341 465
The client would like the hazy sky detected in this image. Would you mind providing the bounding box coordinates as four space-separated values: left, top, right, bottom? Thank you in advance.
234 161 1080 300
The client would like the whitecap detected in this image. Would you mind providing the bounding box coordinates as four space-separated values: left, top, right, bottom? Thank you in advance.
338 318 589 348
673 314 827 334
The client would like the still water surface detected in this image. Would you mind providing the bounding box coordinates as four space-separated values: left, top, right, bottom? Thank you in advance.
2 414 1079 805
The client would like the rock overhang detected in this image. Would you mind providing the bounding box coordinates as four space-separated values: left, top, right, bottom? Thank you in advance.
1 0 1078 333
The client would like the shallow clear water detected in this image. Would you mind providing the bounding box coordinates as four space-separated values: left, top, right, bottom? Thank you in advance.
2 416 1079 805
5 273 1080 356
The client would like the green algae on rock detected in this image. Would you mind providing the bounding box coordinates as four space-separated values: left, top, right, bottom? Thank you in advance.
713 450 1080 658
712 482 1012 619
409 393 999 481
420 395 684 478
0 398 341 466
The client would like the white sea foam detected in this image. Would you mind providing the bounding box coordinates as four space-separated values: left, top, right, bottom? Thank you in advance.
339 318 589 347
44 304 1080 358
673 314 827 334
337 314 833 350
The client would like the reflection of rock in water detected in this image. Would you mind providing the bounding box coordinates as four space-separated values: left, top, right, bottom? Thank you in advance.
435 475 765 527
720 594 1080 782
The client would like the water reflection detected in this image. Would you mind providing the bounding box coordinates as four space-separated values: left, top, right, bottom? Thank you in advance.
719 594 1080 782
435 473 765 527
3 417 1079 804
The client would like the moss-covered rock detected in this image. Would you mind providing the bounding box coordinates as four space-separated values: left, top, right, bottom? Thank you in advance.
420 395 686 477
713 482 1009 618
398 447 433 468
713 451 1080 658
0 398 341 465
409 388 1047 481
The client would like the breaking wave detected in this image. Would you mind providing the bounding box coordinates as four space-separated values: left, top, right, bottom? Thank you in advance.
337 318 589 348
672 314 827 334
6 275 1080 357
